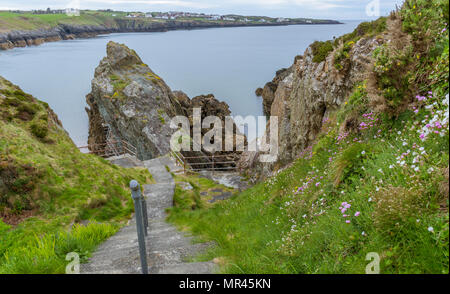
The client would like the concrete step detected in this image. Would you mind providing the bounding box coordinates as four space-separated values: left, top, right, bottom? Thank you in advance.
82 155 215 274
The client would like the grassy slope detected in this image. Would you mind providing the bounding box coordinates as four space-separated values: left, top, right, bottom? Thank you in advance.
171 173 237 212
0 11 119 32
0 76 154 273
167 0 449 274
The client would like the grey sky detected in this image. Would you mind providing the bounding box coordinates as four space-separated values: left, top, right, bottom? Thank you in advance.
0 0 405 20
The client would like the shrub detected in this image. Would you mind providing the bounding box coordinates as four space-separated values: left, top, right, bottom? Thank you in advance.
16 103 39 121
372 186 428 233
3 97 21 107
334 17 387 47
30 120 48 139
311 40 334 63
334 41 355 71
12 89 34 102
331 143 372 187
372 45 414 108
336 82 368 125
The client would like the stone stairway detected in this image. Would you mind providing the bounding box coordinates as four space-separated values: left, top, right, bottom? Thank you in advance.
81 155 216 274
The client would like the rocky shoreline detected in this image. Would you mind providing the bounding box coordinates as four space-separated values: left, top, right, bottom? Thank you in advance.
0 19 341 50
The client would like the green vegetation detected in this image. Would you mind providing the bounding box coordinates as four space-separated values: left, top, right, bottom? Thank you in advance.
311 17 387 65
168 173 236 213
333 41 354 71
167 0 449 274
0 222 118 274
311 40 333 63
334 17 387 47
0 11 121 32
157 109 166 124
109 74 130 100
0 76 154 273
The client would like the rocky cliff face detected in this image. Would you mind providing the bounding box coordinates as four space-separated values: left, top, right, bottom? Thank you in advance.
87 41 244 164
241 27 386 176
86 41 184 160
0 24 112 50
259 67 294 117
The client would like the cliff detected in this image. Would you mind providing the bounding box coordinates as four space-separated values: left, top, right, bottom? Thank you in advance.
242 17 390 175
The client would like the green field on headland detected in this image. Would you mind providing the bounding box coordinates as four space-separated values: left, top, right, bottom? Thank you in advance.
0 10 339 33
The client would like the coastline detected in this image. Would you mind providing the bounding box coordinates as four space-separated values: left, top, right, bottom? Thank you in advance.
0 20 343 51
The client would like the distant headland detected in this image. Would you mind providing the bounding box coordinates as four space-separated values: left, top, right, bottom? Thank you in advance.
0 9 342 50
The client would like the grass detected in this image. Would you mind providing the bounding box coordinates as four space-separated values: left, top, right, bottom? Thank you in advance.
311 40 333 63
0 11 120 32
168 172 236 213
0 222 118 274
309 17 387 65
334 17 387 48
0 76 154 273
166 0 449 274
168 104 449 273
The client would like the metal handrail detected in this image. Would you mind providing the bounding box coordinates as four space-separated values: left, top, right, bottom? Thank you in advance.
78 140 137 158
129 180 148 274
169 151 238 173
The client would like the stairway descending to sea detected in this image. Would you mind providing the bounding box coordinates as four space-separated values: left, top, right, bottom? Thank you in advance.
81 155 216 274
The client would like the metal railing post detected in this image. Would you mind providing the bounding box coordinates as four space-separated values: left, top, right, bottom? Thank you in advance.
212 153 215 175
130 180 148 274
141 196 148 236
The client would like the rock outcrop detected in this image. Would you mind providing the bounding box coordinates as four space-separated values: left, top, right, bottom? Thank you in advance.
260 67 293 117
86 41 185 160
86 41 244 165
242 28 386 177
179 93 246 166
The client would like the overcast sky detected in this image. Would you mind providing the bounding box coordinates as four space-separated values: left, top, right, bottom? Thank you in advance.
0 0 404 20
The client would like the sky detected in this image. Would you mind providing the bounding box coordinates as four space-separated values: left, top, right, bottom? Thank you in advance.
0 0 405 20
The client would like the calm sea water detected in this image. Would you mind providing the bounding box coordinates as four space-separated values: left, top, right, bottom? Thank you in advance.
0 21 362 145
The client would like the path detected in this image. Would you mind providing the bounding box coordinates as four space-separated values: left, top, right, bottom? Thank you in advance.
81 155 216 274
